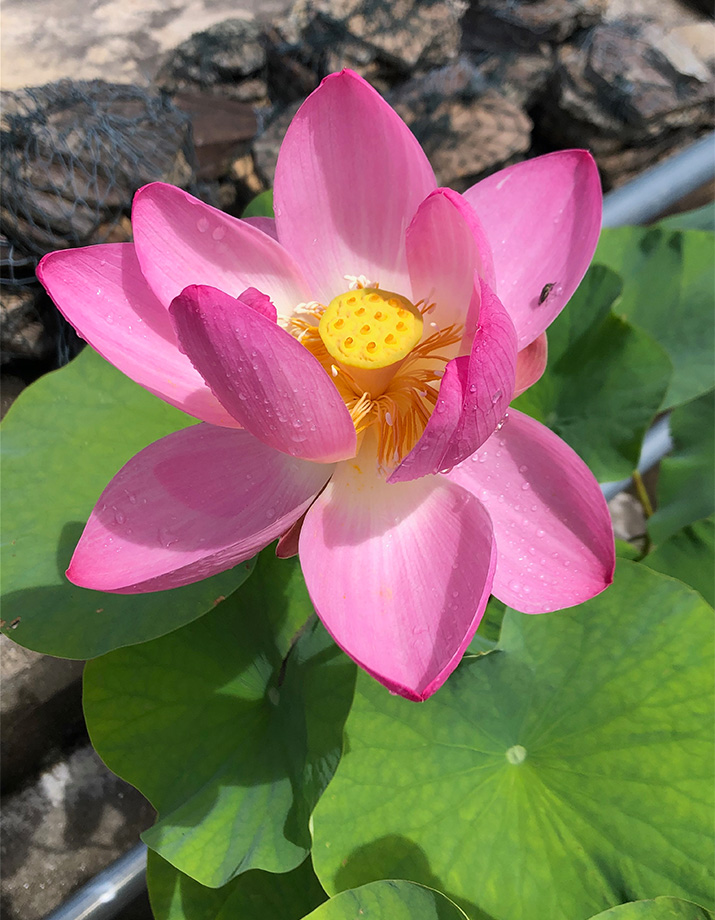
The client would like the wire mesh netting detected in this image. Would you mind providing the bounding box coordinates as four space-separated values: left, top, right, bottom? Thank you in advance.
1 80 196 369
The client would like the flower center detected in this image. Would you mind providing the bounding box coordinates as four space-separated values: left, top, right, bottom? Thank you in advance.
319 288 423 370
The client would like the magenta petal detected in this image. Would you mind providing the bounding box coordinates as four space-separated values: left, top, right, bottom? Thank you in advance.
37 244 237 427
300 454 496 700
406 188 479 339
68 425 332 593
242 216 279 241
274 70 436 302
239 287 278 322
446 408 615 613
389 280 517 483
463 151 602 348
171 285 357 463
132 183 310 317
513 332 548 397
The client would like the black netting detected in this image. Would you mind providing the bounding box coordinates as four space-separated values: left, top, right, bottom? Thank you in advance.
1 80 196 284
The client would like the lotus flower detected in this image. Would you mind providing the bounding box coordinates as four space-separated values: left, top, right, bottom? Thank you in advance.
38 70 614 701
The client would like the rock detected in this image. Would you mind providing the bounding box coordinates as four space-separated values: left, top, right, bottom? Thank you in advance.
541 20 714 186
0 286 54 364
252 101 302 185
291 0 468 75
391 62 533 189
1 81 194 261
173 92 257 180
1 744 155 920
471 46 556 108
156 17 271 105
461 0 605 53
0 636 85 794
0 374 25 419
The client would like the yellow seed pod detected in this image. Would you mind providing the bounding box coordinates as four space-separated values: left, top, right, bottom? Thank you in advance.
318 288 424 370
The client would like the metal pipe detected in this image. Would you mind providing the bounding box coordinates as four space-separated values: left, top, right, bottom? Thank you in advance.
602 132 715 227
44 844 148 920
601 415 673 501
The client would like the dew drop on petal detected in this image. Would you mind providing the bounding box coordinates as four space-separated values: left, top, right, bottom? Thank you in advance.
197 217 209 233
491 389 502 404
212 225 226 241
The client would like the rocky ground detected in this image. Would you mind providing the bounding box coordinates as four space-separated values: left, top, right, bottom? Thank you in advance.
1 0 713 916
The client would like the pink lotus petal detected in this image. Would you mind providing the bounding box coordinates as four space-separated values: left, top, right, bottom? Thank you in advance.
389 279 517 483
68 425 333 593
447 408 615 613
238 286 277 322
37 244 237 427
242 216 278 241
463 151 602 348
406 188 480 343
514 332 548 397
171 284 357 463
274 70 436 302
275 514 305 559
132 183 311 318
300 448 496 700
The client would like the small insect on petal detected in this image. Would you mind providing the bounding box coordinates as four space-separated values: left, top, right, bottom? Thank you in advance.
539 282 556 304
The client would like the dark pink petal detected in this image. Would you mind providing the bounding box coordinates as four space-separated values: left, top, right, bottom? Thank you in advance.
242 216 279 241
389 280 517 483
463 151 602 348
274 70 436 302
132 183 311 317
406 188 480 341
170 285 357 463
68 425 333 593
432 188 496 291
513 332 548 397
37 244 237 427
300 451 496 700
275 514 305 559
238 287 277 322
446 408 615 613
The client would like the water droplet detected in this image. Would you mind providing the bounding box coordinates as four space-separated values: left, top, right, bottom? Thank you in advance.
491 389 502 404
266 507 276 520
212 225 226 241
521 482 531 491
519 464 528 473
469 383 477 393
497 494 505 503
197 217 209 233
105 313 114 324
114 510 126 525
536 529 545 537
509 580 521 592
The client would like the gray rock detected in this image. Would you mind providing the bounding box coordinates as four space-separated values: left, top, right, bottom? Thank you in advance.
462 0 605 53
541 20 714 186
1 81 194 261
291 0 468 75
156 16 271 104
1 745 155 920
391 62 533 189
252 101 302 186
471 46 556 108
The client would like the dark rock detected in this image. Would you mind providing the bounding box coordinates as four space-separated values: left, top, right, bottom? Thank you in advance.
0 286 54 364
253 101 302 186
156 17 270 105
462 0 605 52
291 0 468 76
0 81 194 262
391 62 533 189
540 20 714 186
471 46 556 107
173 92 257 181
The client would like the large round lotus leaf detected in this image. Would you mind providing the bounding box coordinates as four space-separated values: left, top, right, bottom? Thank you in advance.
303 880 469 920
312 562 714 920
514 265 670 481
147 852 327 920
594 226 714 410
1 347 252 658
588 897 713 919
84 551 356 887
644 517 714 607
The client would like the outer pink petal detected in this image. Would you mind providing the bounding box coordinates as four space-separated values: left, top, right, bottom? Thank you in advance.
242 216 278 241
132 183 311 317
446 408 615 613
389 279 517 483
406 189 479 339
299 450 496 700
463 151 602 349
171 285 357 463
274 70 437 302
68 425 333 593
513 332 548 397
37 244 237 427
